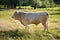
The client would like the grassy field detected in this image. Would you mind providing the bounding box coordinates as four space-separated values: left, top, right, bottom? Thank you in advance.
0 8 60 40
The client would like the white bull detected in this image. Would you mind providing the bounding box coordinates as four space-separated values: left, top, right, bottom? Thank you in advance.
12 11 48 31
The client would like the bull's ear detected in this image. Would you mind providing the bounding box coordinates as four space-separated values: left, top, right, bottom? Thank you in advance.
15 11 20 15
16 11 21 14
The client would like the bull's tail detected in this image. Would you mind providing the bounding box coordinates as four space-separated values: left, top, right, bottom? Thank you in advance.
46 12 49 18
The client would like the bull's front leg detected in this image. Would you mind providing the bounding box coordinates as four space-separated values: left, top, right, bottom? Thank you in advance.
20 20 28 30
22 22 28 30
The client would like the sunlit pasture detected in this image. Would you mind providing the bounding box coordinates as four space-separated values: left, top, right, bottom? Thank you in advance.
0 8 60 40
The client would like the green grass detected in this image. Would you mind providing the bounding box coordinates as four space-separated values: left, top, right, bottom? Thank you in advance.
0 8 60 40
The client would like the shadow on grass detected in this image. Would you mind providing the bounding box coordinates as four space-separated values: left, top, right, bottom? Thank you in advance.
51 20 59 23
0 8 10 11
0 8 19 11
0 29 31 38
0 8 33 11
49 12 60 15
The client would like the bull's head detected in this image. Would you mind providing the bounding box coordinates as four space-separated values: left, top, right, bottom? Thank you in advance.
12 11 19 20
12 11 23 20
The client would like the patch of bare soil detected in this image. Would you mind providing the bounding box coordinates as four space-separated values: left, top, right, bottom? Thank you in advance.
0 19 19 31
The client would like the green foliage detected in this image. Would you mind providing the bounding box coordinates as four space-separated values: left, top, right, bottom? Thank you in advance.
31 0 40 9
0 29 60 40
24 0 58 8
0 0 60 8
44 0 50 8
49 0 56 7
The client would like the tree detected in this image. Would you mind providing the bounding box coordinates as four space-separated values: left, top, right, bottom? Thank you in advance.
54 0 60 4
43 0 50 8
27 0 40 9
49 0 55 7
6 0 20 8
0 0 2 8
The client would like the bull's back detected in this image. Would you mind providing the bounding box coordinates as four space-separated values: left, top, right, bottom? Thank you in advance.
23 12 48 20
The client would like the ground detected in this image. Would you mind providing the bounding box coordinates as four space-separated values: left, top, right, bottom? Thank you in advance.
0 8 60 40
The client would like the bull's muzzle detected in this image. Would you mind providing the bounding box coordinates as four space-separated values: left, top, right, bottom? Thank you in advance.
12 16 14 18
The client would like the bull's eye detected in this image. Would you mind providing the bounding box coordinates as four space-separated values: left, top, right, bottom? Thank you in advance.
12 14 16 18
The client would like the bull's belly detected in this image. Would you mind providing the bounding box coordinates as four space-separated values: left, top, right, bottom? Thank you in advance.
22 19 41 25
20 18 45 26
30 21 41 25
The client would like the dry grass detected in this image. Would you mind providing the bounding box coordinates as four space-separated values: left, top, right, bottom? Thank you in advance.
0 8 60 40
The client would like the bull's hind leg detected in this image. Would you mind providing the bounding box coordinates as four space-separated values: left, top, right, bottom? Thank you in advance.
42 19 48 32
